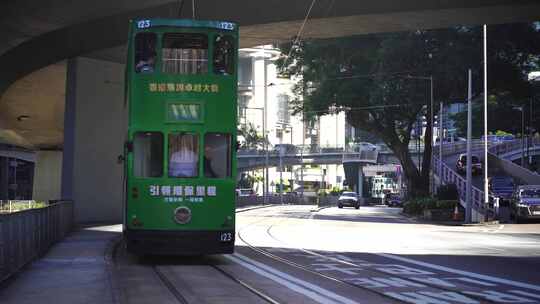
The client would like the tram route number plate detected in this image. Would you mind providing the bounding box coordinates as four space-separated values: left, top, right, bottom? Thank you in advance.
219 232 233 242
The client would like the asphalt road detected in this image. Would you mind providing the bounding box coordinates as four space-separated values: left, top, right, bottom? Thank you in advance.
442 152 487 190
115 205 540 304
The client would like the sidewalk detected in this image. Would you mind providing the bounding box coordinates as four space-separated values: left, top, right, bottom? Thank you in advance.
0 224 121 304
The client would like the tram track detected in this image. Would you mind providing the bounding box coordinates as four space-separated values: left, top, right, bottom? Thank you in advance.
153 265 190 304
210 264 283 304
236 205 499 304
151 263 282 304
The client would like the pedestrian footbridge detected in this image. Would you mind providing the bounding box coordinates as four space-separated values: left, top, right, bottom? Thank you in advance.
237 144 423 171
433 138 540 222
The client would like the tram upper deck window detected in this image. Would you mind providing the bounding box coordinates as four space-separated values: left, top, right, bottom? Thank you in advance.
162 33 208 74
204 133 231 178
133 132 163 177
213 35 235 75
134 33 157 73
169 133 199 178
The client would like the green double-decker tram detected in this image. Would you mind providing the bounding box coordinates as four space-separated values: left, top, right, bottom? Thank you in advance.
123 19 237 255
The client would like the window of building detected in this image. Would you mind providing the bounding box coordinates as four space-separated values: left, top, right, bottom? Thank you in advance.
133 132 163 177
169 133 199 177
162 33 208 74
237 94 250 122
277 94 290 124
204 133 231 178
213 35 235 75
134 33 157 73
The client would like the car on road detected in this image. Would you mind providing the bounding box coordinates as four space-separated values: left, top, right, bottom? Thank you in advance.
337 191 360 209
384 193 403 207
273 144 297 155
236 188 255 197
456 153 482 175
489 176 514 201
510 185 540 222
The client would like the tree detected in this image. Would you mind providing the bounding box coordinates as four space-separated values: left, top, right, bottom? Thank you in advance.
277 23 540 198
237 122 266 149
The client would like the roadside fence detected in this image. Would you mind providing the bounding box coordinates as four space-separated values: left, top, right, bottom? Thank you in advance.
0 200 73 283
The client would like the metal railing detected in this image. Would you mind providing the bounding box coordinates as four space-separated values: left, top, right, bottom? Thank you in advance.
489 138 540 159
432 155 489 216
432 140 495 220
237 143 425 157
0 200 73 282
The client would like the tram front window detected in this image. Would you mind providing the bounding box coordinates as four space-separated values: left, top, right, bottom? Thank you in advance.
213 35 235 75
169 133 199 178
133 132 163 177
204 133 231 178
162 33 208 74
134 33 156 73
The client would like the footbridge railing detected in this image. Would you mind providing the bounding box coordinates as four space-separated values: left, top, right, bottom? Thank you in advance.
432 140 494 221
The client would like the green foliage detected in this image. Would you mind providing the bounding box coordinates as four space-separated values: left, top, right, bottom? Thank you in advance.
495 130 512 136
237 122 266 149
451 96 528 137
403 197 457 215
437 200 459 210
329 186 341 196
277 23 540 198
436 184 459 200
0 201 47 213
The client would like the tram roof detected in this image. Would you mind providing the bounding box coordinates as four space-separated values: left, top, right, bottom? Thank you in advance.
131 18 238 33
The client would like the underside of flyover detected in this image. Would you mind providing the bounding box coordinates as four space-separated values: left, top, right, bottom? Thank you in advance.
1 0 539 149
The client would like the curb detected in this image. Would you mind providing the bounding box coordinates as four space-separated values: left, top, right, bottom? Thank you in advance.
310 205 332 212
104 236 124 304
236 204 277 213
402 213 501 226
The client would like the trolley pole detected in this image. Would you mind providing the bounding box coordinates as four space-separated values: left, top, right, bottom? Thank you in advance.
263 47 269 205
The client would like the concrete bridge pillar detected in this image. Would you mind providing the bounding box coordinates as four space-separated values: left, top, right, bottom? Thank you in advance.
61 57 125 223
343 162 365 197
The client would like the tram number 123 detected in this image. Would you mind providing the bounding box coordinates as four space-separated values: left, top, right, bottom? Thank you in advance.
220 232 233 242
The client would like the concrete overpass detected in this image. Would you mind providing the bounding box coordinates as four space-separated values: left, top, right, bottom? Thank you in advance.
1 1 539 222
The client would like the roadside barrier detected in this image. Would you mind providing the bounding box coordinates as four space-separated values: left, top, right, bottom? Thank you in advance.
0 200 73 283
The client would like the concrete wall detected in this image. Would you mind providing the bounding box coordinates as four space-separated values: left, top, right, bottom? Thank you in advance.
33 151 62 201
65 57 125 223
488 152 540 185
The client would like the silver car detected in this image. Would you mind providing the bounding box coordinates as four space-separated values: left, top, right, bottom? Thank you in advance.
511 185 540 222
338 191 360 209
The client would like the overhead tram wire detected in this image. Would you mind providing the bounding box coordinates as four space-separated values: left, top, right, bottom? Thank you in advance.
177 0 184 18
283 0 317 67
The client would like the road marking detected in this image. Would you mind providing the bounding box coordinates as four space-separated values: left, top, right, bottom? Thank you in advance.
226 253 358 304
385 291 478 304
376 253 540 292
510 290 540 300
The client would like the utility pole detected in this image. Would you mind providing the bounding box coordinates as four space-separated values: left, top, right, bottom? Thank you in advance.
483 24 489 205
521 107 525 167
263 46 269 204
429 75 434 194
439 102 443 178
301 112 305 199
466 69 473 224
